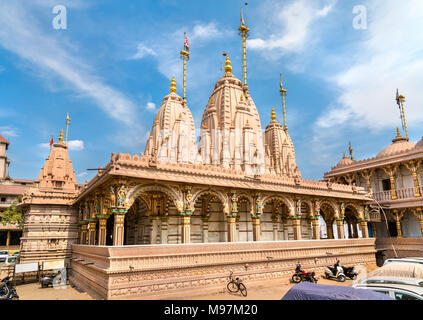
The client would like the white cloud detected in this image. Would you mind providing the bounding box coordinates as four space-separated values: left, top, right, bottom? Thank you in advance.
76 172 88 178
146 102 156 111
0 2 141 130
0 126 18 137
37 139 84 151
316 0 423 132
131 44 157 60
247 0 336 54
67 140 84 151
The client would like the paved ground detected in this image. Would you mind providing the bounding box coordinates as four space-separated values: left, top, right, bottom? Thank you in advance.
12 264 378 300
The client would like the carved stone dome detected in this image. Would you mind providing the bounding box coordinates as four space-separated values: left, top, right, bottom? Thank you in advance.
376 132 416 158
198 55 264 175
144 77 200 164
336 153 354 168
264 107 300 177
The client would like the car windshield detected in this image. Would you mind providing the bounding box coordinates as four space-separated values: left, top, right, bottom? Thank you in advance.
366 279 423 287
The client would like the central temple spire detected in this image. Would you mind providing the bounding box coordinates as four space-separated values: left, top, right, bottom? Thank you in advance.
238 6 250 86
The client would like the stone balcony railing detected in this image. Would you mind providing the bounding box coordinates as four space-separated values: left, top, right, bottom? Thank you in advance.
372 186 423 202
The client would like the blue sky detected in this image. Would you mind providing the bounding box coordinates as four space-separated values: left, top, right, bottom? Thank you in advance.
0 0 422 183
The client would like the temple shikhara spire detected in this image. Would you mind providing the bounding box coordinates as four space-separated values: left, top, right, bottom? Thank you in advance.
180 32 190 103
238 5 250 86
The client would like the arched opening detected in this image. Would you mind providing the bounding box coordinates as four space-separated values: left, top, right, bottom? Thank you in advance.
237 196 253 242
195 193 225 243
320 202 337 239
344 205 362 239
401 210 421 238
262 197 292 241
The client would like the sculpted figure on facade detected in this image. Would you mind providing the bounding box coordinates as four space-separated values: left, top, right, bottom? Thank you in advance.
231 194 238 214
117 185 127 208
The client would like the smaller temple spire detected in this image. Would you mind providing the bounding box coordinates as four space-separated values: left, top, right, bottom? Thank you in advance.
58 129 64 143
271 106 276 122
224 55 232 74
396 127 401 137
170 76 177 93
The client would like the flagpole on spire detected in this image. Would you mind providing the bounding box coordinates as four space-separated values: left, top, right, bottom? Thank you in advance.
49 135 54 155
180 32 190 104
65 112 71 145
396 89 408 138
280 74 287 130
238 3 250 86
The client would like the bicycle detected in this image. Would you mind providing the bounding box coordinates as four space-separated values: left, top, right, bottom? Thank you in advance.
227 271 247 297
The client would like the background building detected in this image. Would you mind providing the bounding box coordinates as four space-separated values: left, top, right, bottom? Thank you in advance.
324 129 423 263
0 134 34 250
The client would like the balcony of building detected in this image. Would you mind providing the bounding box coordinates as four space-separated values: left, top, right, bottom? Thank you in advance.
372 186 423 203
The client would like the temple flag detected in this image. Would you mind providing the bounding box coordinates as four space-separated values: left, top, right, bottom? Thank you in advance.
184 32 189 51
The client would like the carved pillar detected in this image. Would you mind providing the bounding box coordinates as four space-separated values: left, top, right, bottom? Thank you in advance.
404 161 422 197
202 217 209 243
311 218 320 240
326 221 334 239
371 222 377 238
272 218 279 241
383 165 398 200
88 220 97 245
227 216 237 242
113 210 126 246
160 218 168 244
362 221 369 238
182 215 191 244
5 231 10 247
97 216 109 246
150 217 159 244
336 219 345 239
252 217 261 241
393 210 403 238
81 222 88 244
292 218 302 240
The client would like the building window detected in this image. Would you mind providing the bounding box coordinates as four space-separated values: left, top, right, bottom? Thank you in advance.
0 197 6 202
382 179 391 191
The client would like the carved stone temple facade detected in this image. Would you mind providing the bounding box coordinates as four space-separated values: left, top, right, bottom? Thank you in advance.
21 14 377 298
19 131 81 263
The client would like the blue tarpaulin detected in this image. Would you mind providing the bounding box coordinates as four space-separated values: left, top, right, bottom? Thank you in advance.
281 282 394 300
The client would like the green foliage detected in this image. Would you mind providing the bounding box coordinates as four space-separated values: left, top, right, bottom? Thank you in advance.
0 199 23 227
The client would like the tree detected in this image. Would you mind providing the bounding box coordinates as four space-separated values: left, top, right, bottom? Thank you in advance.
0 196 23 228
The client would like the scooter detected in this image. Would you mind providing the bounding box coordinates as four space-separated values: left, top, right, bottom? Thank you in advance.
40 270 63 288
0 277 19 300
292 268 318 283
342 266 358 280
324 265 346 282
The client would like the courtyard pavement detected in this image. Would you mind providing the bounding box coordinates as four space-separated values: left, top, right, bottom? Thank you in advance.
13 264 378 300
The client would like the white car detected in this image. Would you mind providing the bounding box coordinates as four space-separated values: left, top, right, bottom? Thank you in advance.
383 258 423 266
353 283 423 300
357 276 423 288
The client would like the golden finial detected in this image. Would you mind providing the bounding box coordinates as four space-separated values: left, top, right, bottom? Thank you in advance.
58 129 64 143
280 74 288 129
224 55 232 74
209 96 214 105
240 95 243 102
65 112 70 145
170 76 177 93
396 127 400 137
179 112 182 119
271 106 276 121
343 152 346 158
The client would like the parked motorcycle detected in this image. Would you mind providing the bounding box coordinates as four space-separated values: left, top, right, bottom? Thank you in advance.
292 269 318 283
324 265 346 282
342 266 358 280
0 277 19 300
